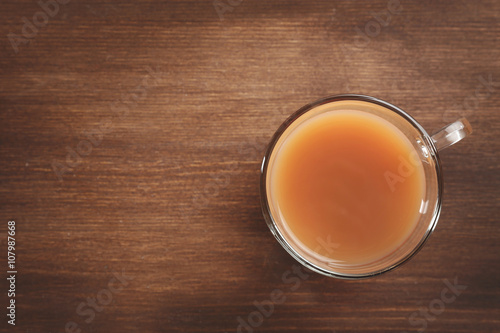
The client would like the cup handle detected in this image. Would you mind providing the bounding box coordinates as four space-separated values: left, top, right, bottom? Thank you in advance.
431 118 472 151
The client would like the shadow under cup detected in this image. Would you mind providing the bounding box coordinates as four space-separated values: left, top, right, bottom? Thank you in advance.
260 94 468 279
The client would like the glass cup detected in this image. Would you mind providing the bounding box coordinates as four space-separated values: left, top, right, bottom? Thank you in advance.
260 94 472 279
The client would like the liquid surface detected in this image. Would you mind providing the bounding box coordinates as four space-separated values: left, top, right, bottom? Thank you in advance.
270 110 425 264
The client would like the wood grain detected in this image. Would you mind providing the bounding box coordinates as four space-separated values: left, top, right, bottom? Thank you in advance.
0 0 499 332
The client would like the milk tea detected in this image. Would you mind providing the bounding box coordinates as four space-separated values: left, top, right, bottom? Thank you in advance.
270 110 425 264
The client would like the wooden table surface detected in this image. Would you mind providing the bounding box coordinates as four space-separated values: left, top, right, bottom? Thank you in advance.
1 1 499 332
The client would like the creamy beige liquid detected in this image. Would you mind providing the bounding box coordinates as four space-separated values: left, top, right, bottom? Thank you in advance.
270 110 425 264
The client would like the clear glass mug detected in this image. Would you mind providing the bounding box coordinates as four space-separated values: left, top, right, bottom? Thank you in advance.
260 94 472 279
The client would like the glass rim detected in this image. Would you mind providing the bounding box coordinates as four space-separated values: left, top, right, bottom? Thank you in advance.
260 94 444 279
